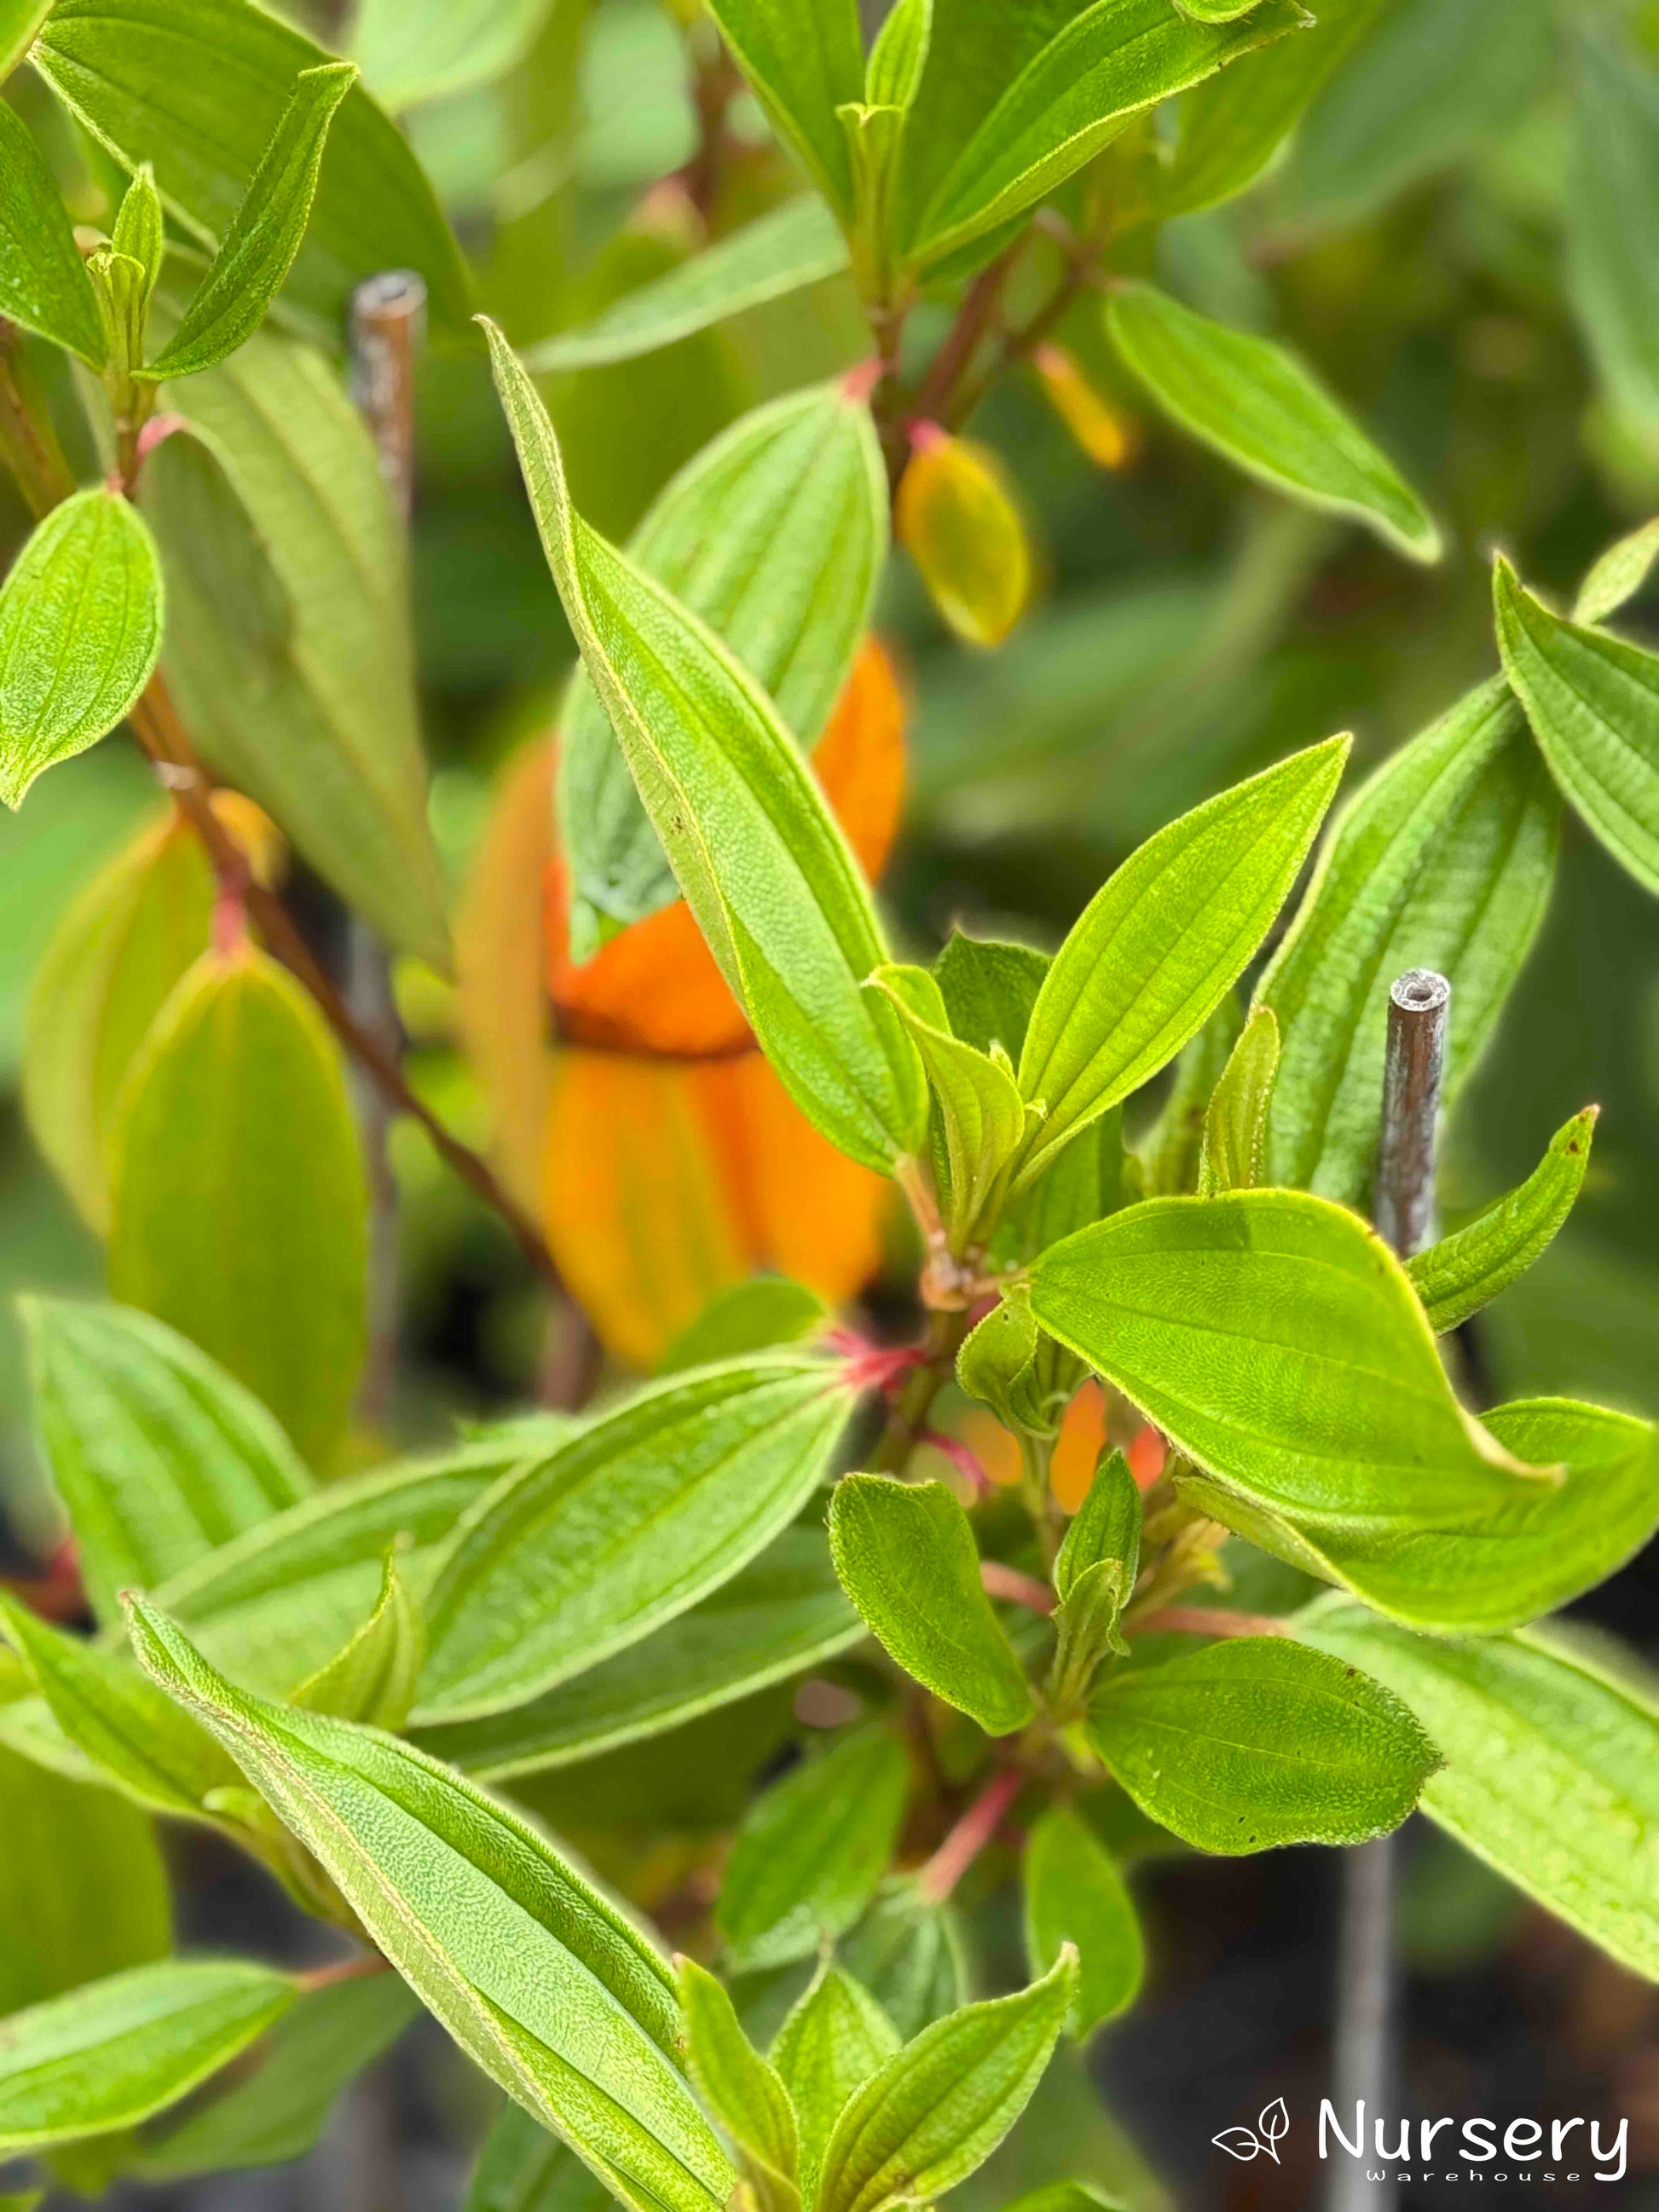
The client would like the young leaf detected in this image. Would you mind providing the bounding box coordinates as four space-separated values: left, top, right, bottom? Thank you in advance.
23 1299 312 1622
1299 1604 1659 1978
529 200 850 373
146 1436 519 1697
1107 286 1439 561
1575 515 1659 627
717 1728 910 1971
867 963 1028 1243
111 165 165 306
1054 1452 1140 1610
558 380 888 947
107 945 368 1467
1408 1108 1597 1334
33 0 470 335
828 1475 1036 1735
22 811 215 1232
465 2104 614 2212
418 1360 853 1723
1162 0 1390 216
1182 1397 1659 1637
1089 1638 1438 1852
0 1742 170 2017
957 1286 1050 1435
291 1549 425 1731
1494 556 1659 894
412 1527 862 1783
771 1967 899 2204
1022 1808 1142 2038
0 491 164 809
486 322 925 1174
124 1601 736 2212
702 0 866 216
1197 1005 1278 1197
0 1588 234 1819
1029 1189 1550 1533
142 64 356 380
933 933 1049 1062
866 0 931 109
1014 738 1346 1186
675 1958 798 2209
142 327 449 970
897 0 1302 268
134 1971 418 2179
0 98 106 364
837 1885 968 2041
0 1960 295 2152
1255 679 1558 1204
813 1955 1077 2212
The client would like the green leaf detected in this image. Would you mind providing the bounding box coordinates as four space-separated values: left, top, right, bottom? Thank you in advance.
999 2187 1127 2212
1106 286 1439 561
933 933 1049 1062
1196 1004 1278 1197
1298 1605 1659 1978
465 2104 614 2212
957 1285 1049 1435
1494 556 1659 895
1408 1109 1597 1335
0 1588 234 1819
1029 1189 1550 1533
143 63 356 380
1162 0 1390 216
107 944 368 1468
867 964 1029 1245
1140 996 1240 1198
828 1476 1035 1736
0 1959 295 2152
0 97 105 364
110 165 165 306
145 1436 520 1696
1021 1808 1142 2039
33 0 471 337
1 0 53 77
124 1602 734 2212
21 814 211 1229
703 0 865 215
0 490 164 810
136 1971 418 2178
897 0 1304 268
141 326 449 969
418 1359 854 1722
0 1742 171 2017
1575 516 1659 627
1181 1397 1659 1636
557 378 888 948
1255 679 1558 1204
528 200 851 373
1173 0 1267 20
717 1728 910 1972
660 1279 829 1375
351 0 552 113
814 1955 1076 2212
1567 31 1659 448
412 1526 862 1783
837 1886 968 2041
1014 738 1345 1187
1054 1453 1139 1610
771 1967 899 2205
292 1549 425 1730
1089 1637 1437 1852
865 0 931 110
675 1959 798 2212
23 1299 311 1624
486 323 924 1173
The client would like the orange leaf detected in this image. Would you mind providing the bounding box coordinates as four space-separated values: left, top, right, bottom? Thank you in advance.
1050 1377 1109 1515
540 1048 748 1368
809 634 908 883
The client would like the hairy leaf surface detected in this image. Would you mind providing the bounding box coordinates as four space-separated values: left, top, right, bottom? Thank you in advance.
1408 1109 1596 1334
0 96 106 363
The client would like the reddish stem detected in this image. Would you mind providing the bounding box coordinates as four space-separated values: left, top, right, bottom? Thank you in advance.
295 1952 392 1994
980 1559 1055 1615
1132 1608 1292 1640
917 1766 1026 1904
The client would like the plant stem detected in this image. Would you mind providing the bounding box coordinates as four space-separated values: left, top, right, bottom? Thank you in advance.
0 321 76 517
869 1308 967 1472
908 240 1024 431
916 1765 1025 1904
295 1950 392 1994
980 1560 1055 1614
1133 1607 1292 1639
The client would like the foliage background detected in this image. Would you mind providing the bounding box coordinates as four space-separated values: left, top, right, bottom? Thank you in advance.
3 0 1659 2204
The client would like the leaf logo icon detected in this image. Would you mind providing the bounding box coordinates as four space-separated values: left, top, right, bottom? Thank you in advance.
1212 2099 1290 2163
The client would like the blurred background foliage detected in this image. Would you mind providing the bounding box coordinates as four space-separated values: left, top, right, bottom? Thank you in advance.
4 0 1659 2200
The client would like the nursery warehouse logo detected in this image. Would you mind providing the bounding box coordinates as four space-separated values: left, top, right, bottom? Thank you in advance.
1211 2100 1631 2185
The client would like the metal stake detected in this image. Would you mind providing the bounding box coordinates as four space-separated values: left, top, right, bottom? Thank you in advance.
1327 967 1451 2212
